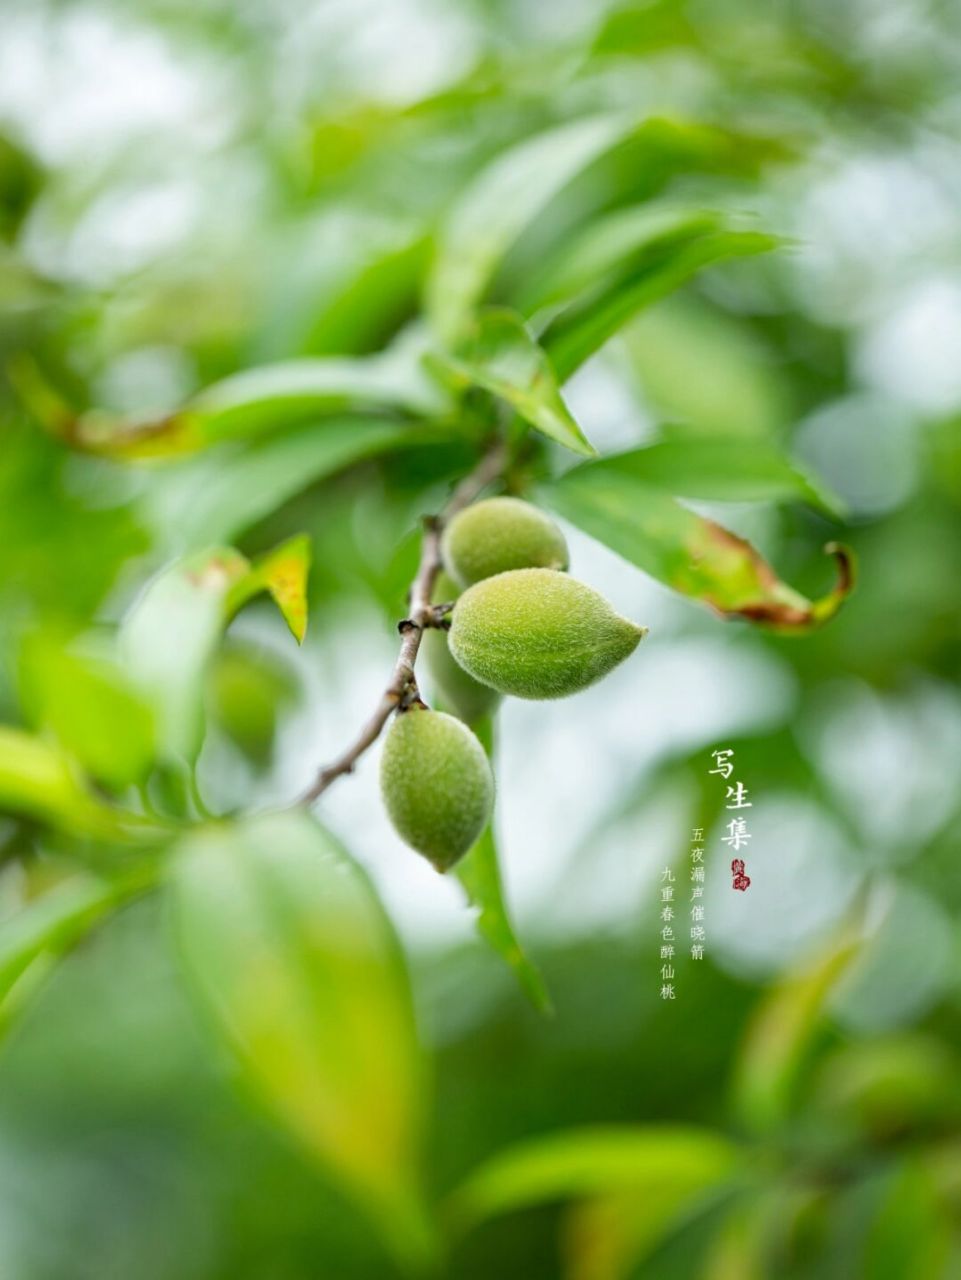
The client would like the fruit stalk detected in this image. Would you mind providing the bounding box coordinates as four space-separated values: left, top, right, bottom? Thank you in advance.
301 440 509 802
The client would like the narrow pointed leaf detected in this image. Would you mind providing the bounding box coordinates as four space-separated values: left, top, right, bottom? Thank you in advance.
143 417 417 550
584 441 843 516
458 822 551 1014
540 463 854 630
447 1126 740 1236
431 309 595 456
427 114 635 341
168 812 432 1268
427 114 784 343
544 229 779 381
0 871 153 1022
56 348 447 459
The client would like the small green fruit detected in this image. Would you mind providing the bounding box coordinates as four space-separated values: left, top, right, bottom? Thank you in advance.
442 497 569 587
380 708 494 871
422 572 501 724
448 567 646 700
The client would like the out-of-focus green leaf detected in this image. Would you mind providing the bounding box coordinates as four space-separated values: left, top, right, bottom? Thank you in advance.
703 1185 809 1280
208 644 298 768
586 440 842 515
184 349 442 440
427 114 783 343
565 1175 739 1280
0 727 134 837
514 205 721 316
732 936 859 1135
297 233 431 357
144 418 420 550
430 309 595 456
540 462 855 630
863 1161 952 1280
120 537 310 761
590 1 698 56
448 1126 740 1239
47 346 448 460
543 229 779 381
427 114 636 341
813 1036 961 1137
0 871 152 1024
120 548 250 762
622 296 792 438
168 811 432 1268
19 635 155 789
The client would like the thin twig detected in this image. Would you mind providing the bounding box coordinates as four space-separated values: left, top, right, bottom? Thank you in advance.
301 441 508 803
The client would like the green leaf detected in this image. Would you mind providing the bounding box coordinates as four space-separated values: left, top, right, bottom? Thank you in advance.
622 295 792 438
704 1185 801 1280
430 309 595 456
732 935 859 1135
120 537 310 761
120 549 249 762
143 417 418 550
63 343 448 459
0 871 152 1028
584 440 843 516
457 822 551 1014
863 1161 952 1280
186 349 443 439
543 229 779 381
427 114 784 344
447 1126 740 1239
456 717 551 1013
427 114 636 342
539 462 855 630
168 811 432 1268
566 1179 741 1280
0 726 134 837
513 204 721 316
19 635 156 789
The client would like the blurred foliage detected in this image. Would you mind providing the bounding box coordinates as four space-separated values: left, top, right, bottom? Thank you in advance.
1 0 961 1276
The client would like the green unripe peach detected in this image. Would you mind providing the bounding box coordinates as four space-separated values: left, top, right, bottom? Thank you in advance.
380 708 494 871
448 567 646 700
442 497 569 587
422 572 501 724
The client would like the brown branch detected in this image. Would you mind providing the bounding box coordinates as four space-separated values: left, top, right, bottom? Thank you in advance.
301 441 508 803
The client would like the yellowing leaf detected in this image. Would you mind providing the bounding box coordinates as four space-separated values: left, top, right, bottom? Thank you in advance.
541 463 854 630
22 346 448 460
168 812 433 1268
226 534 312 644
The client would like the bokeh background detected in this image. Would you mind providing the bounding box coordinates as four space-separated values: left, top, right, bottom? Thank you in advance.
2 0 961 1276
